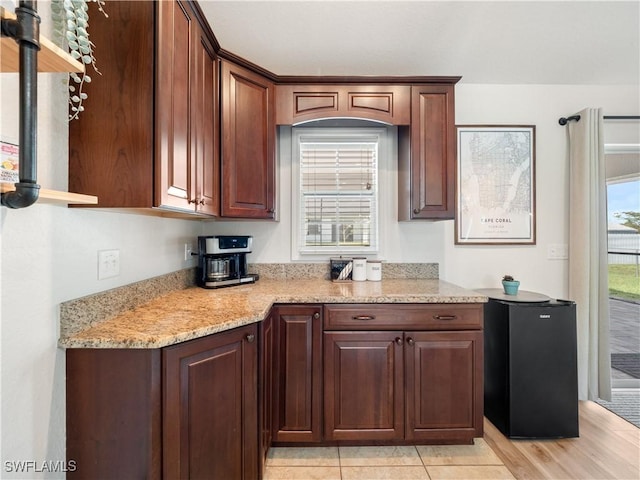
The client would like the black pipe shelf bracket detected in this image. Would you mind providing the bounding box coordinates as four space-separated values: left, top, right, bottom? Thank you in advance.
1 0 41 209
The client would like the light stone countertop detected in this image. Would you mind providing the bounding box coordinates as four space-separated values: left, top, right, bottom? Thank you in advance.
59 278 487 349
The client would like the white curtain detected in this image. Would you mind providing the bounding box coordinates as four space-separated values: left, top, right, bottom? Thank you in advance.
567 107 611 401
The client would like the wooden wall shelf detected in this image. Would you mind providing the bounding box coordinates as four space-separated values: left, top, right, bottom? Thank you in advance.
1 7 92 208
1 7 84 73
0 183 97 205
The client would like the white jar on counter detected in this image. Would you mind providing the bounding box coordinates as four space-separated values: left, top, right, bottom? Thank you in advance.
366 260 382 281
352 257 367 281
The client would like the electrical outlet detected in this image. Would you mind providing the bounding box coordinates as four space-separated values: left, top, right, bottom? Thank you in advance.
98 249 120 280
184 243 194 262
547 244 568 260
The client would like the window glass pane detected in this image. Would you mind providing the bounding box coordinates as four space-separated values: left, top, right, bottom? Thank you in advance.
298 136 378 252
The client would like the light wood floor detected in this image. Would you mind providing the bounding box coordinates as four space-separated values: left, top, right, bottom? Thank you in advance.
263 401 638 480
484 400 640 480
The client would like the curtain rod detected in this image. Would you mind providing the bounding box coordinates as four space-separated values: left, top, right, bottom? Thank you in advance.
558 115 640 126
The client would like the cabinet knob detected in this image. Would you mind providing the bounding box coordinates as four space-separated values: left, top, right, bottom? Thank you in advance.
189 199 197 204
413 208 420 215
246 333 255 343
267 208 275 214
199 199 206 205
406 337 415 346
395 337 403 345
313 312 320 320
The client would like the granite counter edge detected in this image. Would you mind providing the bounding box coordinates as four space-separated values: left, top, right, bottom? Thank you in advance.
59 293 488 350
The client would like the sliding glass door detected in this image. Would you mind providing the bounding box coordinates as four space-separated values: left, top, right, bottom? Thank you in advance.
605 144 640 388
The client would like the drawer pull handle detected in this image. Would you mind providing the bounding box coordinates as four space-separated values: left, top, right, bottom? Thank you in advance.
352 315 376 321
433 315 458 321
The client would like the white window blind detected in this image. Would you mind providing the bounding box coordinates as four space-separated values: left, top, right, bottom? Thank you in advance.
298 135 379 253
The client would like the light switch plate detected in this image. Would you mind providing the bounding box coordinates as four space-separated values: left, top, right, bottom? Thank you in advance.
184 243 194 262
98 249 120 279
547 244 568 260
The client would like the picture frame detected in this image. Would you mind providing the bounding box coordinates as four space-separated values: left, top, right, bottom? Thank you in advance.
455 125 536 245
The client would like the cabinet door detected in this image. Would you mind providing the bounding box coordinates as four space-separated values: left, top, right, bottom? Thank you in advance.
404 330 483 442
156 0 194 211
272 305 323 442
260 312 274 469
193 24 220 215
66 349 162 480
324 331 404 441
68 1 155 208
163 325 258 480
221 60 276 218
400 84 456 219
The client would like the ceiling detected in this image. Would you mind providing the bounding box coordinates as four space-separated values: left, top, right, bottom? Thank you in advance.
199 0 640 85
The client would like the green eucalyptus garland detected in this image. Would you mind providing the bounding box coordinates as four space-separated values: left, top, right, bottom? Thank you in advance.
51 0 107 120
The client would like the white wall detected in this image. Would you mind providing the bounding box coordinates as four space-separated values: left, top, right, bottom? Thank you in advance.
208 84 639 297
0 10 202 478
0 5 637 475
444 84 639 294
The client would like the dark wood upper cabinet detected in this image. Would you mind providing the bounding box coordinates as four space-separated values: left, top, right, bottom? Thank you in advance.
275 85 411 125
69 0 219 216
67 1 459 221
155 0 192 211
163 324 259 480
398 83 457 220
68 1 154 209
193 24 220 216
272 305 323 443
221 60 276 218
157 1 219 214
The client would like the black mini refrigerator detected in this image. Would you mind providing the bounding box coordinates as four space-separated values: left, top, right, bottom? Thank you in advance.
479 289 579 439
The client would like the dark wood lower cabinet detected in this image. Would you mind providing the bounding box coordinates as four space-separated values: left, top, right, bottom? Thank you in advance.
66 349 162 480
272 305 323 443
163 324 258 480
66 324 258 480
405 331 484 442
260 312 275 472
324 331 404 441
322 304 484 444
66 303 482 479
323 329 483 444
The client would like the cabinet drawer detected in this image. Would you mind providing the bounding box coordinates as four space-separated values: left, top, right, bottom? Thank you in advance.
324 304 482 331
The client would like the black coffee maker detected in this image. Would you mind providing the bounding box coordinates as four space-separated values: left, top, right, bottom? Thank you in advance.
196 235 258 288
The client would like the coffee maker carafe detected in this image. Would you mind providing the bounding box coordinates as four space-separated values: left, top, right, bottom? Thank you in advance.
197 236 258 288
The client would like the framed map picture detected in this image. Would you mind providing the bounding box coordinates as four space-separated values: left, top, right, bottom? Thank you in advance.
455 125 536 245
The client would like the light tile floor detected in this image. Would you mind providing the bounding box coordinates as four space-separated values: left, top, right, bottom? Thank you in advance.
264 439 515 480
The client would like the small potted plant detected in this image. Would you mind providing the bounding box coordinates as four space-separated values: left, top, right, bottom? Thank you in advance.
502 275 520 295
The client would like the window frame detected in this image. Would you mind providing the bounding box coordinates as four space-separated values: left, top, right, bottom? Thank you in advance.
291 126 392 260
